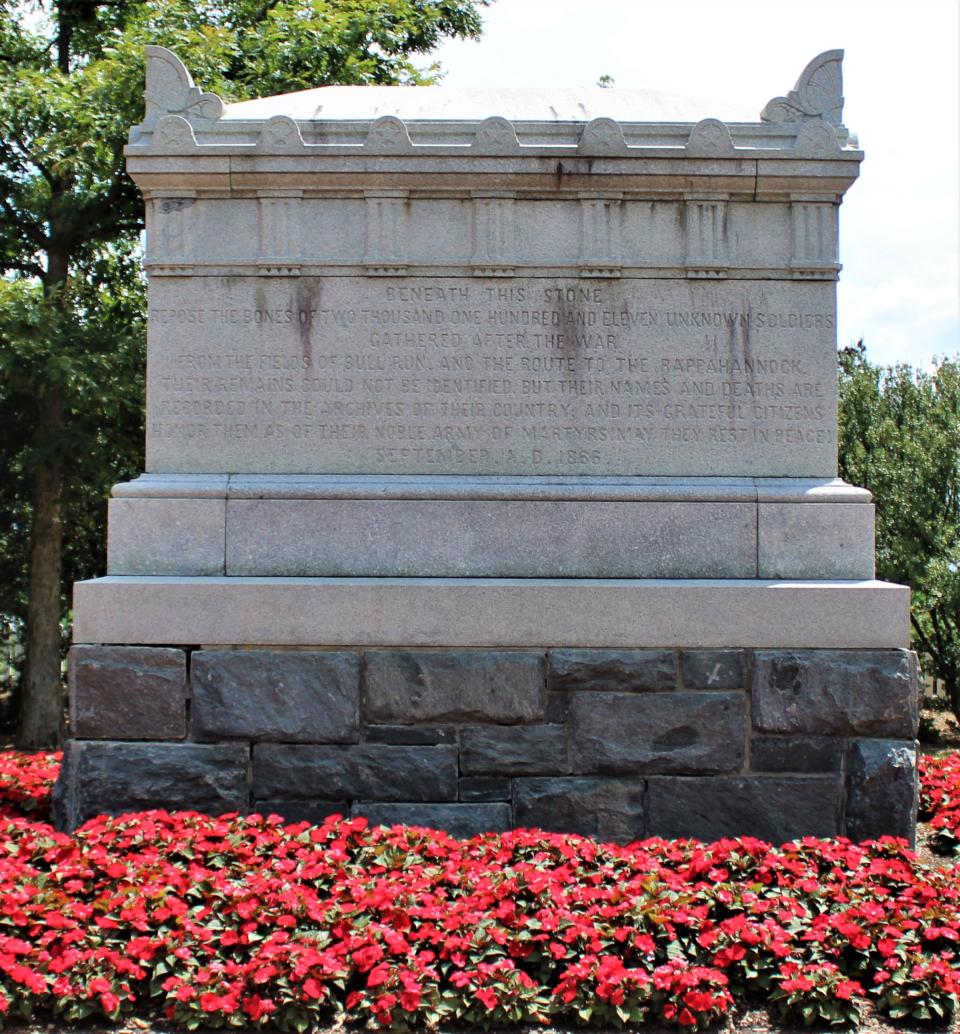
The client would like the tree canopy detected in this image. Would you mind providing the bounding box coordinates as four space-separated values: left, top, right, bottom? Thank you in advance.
0 0 487 745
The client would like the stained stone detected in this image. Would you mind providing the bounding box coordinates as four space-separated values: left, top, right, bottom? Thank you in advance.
681 650 746 689
647 776 840 842
253 744 458 802
549 650 678 692
752 650 918 737
191 650 359 742
513 777 645 841
751 735 843 773
570 691 745 774
53 741 248 829
364 651 545 724
69 646 187 740
845 739 918 843
460 725 570 775
351 803 511 838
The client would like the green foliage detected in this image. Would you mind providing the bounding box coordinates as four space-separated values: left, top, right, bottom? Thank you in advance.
838 344 960 709
0 0 487 730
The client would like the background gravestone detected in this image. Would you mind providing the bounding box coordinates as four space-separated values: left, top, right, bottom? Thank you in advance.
55 48 919 843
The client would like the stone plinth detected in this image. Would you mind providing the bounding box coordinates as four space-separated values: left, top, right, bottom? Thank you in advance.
56 47 920 843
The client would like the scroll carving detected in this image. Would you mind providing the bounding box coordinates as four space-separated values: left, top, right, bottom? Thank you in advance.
760 49 844 125
144 46 225 123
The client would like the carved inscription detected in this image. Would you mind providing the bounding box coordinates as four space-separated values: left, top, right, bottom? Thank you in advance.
147 277 838 475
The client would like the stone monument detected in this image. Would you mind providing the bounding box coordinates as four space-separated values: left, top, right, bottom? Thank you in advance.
55 48 919 843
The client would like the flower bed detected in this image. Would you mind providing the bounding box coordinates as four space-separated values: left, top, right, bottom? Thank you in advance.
920 752 960 854
0 750 958 1030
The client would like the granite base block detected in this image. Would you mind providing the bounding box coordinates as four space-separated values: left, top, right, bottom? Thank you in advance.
55 644 921 843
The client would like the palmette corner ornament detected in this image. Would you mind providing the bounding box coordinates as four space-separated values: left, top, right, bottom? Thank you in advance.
144 45 225 123
760 49 844 125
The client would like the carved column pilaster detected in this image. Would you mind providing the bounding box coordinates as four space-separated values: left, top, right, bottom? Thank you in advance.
258 190 303 276
364 190 408 275
684 196 728 278
472 192 516 276
579 193 622 278
149 192 196 274
790 197 840 279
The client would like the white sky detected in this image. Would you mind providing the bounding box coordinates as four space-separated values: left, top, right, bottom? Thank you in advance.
432 0 960 370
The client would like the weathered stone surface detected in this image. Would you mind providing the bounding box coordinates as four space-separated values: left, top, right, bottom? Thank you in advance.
108 497 225 576
751 735 843 773
459 777 511 802
460 725 570 775
647 776 840 842
191 651 359 742
752 650 919 737
54 741 248 831
545 693 569 723
254 744 457 802
758 502 875 579
68 645 186 740
364 651 545 723
845 739 918 843
254 800 348 824
513 777 645 841
73 577 912 650
549 650 678 692
571 691 745 774
681 650 746 689
351 803 511 838
364 724 456 745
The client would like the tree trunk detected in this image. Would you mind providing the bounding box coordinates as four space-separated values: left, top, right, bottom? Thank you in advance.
17 237 70 749
17 394 66 748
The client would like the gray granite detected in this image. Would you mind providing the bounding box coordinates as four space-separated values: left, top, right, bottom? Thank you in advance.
571 691 745 774
680 650 746 689
54 741 248 830
226 499 757 578
549 650 678 691
253 800 348 824
758 502 875 579
191 650 359 742
364 724 457 745
647 775 841 842
513 777 645 841
459 776 512 802
752 649 919 737
108 498 225 576
68 646 186 740
750 735 843 773
460 725 570 775
364 650 545 723
351 802 511 838
72 577 912 649
845 739 918 843
253 743 458 802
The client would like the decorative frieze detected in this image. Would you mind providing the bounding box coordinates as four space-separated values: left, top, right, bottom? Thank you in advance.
579 194 622 277
258 190 302 276
684 197 728 278
364 190 408 275
791 200 839 279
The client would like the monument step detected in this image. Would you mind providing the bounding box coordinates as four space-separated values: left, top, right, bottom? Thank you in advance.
73 575 908 649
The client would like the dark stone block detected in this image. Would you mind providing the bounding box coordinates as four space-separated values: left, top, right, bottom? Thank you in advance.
364 724 456 745
364 651 545 724
53 741 248 831
460 725 570 775
253 800 348 825
647 775 840 843
546 692 569 724
845 739 918 844
752 649 918 738
681 650 746 689
352 802 511 839
513 777 645 842
68 646 186 740
549 650 677 692
191 650 359 742
460 776 512 802
751 735 843 773
254 743 457 802
571 691 745 774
